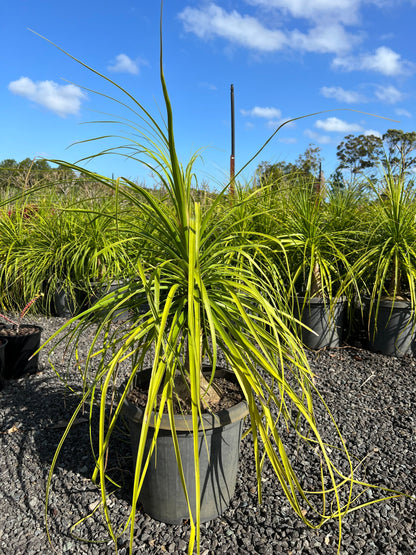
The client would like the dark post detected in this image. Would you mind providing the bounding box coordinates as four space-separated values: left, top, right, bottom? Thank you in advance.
230 84 235 199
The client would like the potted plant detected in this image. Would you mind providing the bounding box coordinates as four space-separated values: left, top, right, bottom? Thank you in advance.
354 163 416 356
7 193 135 318
0 295 43 379
38 9 404 554
278 180 360 349
0 199 34 313
0 176 54 314
0 190 45 385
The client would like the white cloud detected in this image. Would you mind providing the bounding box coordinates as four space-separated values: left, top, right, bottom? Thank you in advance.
107 54 142 75
374 85 404 104
8 77 85 117
304 129 332 144
289 23 356 54
267 118 296 129
246 0 363 25
395 108 412 118
320 86 366 103
362 47 414 75
315 117 363 132
241 106 296 131
179 4 356 55
332 46 414 76
364 129 382 138
179 5 286 52
241 106 282 119
322 84 405 105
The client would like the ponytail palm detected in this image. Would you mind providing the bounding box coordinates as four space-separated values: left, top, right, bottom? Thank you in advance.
0 201 35 310
38 10 403 555
281 182 358 305
355 163 416 318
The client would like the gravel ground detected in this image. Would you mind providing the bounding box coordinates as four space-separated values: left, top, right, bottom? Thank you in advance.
0 315 415 554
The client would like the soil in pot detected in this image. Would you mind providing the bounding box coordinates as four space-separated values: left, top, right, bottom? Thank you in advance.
121 367 248 525
295 296 347 350
0 325 42 379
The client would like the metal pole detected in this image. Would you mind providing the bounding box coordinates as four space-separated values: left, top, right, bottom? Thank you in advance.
230 84 235 198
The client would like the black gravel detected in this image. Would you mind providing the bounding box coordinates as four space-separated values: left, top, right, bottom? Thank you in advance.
0 315 415 554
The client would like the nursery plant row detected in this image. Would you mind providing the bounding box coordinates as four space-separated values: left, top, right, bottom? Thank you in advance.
1 164 415 357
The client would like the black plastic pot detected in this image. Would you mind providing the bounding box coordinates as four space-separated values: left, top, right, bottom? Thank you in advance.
121 367 249 524
89 280 131 322
53 280 130 321
366 298 415 357
0 325 42 379
295 296 347 350
0 339 7 390
53 284 82 317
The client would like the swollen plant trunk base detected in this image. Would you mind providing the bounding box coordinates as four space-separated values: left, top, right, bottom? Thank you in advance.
295 296 347 350
0 325 42 379
366 298 415 357
121 368 249 525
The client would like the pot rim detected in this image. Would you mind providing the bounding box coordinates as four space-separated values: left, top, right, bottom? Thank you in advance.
296 295 347 305
363 296 414 310
122 367 249 432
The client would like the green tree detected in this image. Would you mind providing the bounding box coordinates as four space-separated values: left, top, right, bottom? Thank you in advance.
0 157 54 189
256 160 297 186
328 168 345 190
336 134 383 175
383 129 416 177
0 158 18 168
0 158 18 190
0 157 80 192
256 144 322 188
294 143 322 179
336 129 416 179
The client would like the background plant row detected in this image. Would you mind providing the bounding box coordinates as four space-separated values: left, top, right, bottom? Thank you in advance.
0 162 415 319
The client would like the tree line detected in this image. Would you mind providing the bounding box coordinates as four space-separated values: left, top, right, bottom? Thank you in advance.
0 158 77 191
257 129 416 189
3 128 416 194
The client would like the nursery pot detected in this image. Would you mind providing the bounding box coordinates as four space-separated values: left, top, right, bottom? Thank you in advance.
89 280 130 322
0 325 42 379
366 298 415 357
121 367 249 525
295 296 347 350
53 283 83 317
54 280 129 321
0 339 7 390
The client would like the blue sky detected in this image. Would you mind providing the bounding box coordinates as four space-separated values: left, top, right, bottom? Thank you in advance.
2 1 416 189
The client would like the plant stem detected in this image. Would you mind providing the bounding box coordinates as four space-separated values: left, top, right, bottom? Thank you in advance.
311 261 323 297
388 257 402 298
